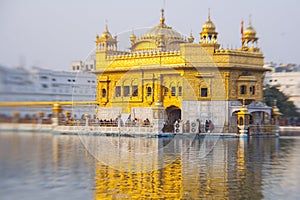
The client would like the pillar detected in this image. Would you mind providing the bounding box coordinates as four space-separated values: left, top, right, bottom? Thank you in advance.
52 103 63 126
272 100 282 137
237 100 250 137
12 111 20 123
38 111 44 124
85 113 89 127
152 101 165 134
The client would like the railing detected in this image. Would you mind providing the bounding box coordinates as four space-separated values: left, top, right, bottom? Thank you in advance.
0 117 52 124
248 125 277 136
53 122 154 135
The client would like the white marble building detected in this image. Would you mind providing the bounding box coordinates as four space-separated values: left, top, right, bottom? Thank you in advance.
0 66 97 118
264 64 300 112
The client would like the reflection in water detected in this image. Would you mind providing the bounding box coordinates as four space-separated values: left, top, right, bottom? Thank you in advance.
0 132 300 199
0 133 96 200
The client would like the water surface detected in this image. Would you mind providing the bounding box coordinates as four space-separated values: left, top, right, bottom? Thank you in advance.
0 132 299 199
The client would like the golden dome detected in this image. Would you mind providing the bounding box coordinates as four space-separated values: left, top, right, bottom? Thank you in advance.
202 10 216 33
130 32 137 43
188 32 194 43
202 18 216 31
101 24 113 39
143 26 183 39
142 9 184 40
131 9 186 51
101 30 112 39
244 24 256 37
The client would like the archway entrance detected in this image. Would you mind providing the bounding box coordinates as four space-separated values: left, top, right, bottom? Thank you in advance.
163 106 181 132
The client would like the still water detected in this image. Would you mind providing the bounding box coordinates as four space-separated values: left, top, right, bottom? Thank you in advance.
0 132 300 200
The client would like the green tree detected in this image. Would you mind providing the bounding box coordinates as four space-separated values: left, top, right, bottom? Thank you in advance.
264 85 300 119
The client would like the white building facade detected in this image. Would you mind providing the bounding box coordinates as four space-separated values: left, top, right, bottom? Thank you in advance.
0 66 97 119
264 69 300 112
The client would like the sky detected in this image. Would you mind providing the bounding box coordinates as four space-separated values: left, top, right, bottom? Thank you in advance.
0 0 299 70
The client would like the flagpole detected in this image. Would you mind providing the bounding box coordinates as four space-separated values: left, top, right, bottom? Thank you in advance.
241 20 244 47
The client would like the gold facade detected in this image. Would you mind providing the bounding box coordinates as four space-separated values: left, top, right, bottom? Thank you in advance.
94 9 266 126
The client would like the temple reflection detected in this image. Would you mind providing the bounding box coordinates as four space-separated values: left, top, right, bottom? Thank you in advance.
1 132 298 199
93 137 280 199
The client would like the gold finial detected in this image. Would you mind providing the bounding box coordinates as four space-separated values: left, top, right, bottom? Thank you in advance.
188 30 194 43
208 8 211 21
130 29 136 42
242 99 246 107
160 8 165 25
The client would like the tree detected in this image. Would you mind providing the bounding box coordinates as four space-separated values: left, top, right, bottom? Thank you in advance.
263 85 300 119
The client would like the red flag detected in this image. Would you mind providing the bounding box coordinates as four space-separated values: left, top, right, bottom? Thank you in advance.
241 20 244 35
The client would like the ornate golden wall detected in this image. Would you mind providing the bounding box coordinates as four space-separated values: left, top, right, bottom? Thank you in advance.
95 43 265 113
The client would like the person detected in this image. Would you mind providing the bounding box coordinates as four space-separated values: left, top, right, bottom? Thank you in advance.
197 119 202 133
205 120 209 133
209 120 214 133
133 118 138 126
144 118 150 126
185 120 190 133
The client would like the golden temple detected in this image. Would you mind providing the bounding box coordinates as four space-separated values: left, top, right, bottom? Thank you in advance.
94 9 271 134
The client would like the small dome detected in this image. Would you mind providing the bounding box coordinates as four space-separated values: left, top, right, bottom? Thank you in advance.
188 32 194 43
101 30 112 39
202 18 216 31
130 33 136 39
244 24 256 36
101 24 113 39
202 10 217 33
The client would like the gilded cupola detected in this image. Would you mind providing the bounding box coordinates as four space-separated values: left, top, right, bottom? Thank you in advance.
243 22 257 40
200 9 220 49
242 18 259 52
130 9 188 52
96 22 118 52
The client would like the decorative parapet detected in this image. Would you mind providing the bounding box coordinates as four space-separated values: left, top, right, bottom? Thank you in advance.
213 49 264 67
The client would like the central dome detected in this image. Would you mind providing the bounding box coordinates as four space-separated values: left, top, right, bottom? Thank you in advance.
130 9 188 51
142 9 183 40
142 23 183 40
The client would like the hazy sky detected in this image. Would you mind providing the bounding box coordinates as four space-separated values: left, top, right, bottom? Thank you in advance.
0 0 299 70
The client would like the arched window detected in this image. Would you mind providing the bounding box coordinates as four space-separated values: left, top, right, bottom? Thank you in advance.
200 88 208 97
132 85 138 97
123 86 130 97
171 86 176 96
240 85 246 95
250 86 255 95
101 88 106 98
115 86 121 97
178 86 182 96
147 87 152 96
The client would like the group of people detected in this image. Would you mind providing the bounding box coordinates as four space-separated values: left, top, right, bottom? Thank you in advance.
125 118 151 126
92 117 152 127
171 119 215 133
94 118 119 126
204 120 214 133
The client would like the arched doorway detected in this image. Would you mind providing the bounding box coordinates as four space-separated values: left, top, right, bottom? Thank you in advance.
163 106 181 133
166 105 181 123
